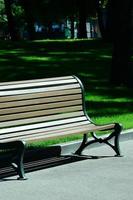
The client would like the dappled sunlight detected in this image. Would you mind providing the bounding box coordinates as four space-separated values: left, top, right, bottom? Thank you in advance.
0 49 26 55
0 58 7 62
99 55 112 59
20 56 51 61
79 72 95 78
87 95 133 103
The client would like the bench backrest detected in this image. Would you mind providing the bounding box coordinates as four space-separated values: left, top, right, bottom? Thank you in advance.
0 76 90 143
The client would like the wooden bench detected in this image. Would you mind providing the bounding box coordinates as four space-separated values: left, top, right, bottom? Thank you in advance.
0 75 122 179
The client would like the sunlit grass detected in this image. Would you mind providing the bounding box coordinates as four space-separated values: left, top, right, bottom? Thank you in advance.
20 56 51 61
86 93 133 102
93 113 133 130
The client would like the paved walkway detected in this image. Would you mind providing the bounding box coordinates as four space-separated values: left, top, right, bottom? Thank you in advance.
0 136 133 200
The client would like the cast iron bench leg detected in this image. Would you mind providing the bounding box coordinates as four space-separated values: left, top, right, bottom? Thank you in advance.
11 140 26 180
0 140 26 180
75 123 122 156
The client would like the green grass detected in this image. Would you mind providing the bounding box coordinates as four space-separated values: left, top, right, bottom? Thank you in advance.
0 38 133 146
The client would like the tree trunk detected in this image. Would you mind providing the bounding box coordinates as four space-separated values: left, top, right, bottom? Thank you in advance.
97 8 109 40
22 0 36 40
4 0 19 41
70 15 75 39
78 0 87 39
110 0 133 87
97 1 112 41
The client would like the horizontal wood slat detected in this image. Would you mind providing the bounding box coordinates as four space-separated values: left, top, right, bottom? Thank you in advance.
0 121 90 141
23 125 110 142
0 76 73 86
0 94 82 109
0 116 87 134
0 123 115 143
0 84 80 96
0 78 77 90
0 100 82 118
0 106 83 122
0 88 81 103
0 111 84 128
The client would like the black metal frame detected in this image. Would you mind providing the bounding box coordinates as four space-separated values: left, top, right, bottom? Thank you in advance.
74 123 122 156
73 75 122 156
0 140 26 180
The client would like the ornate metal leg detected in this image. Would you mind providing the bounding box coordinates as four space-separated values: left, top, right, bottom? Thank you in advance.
0 140 26 180
74 123 122 156
11 140 27 180
75 133 88 155
98 123 122 156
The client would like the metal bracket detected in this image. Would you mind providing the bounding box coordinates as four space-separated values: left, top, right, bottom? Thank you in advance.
74 123 122 156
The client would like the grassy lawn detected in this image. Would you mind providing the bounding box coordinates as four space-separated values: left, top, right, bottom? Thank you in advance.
0 39 133 146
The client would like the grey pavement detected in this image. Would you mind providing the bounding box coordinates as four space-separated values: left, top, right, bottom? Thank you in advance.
0 132 133 200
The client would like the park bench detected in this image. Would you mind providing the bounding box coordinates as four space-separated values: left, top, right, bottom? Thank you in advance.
0 75 122 180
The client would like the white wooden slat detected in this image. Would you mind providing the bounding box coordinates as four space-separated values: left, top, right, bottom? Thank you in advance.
0 94 82 109
0 123 115 142
23 123 115 142
0 125 90 142
0 88 81 103
0 121 90 140
23 125 96 141
0 116 87 134
0 100 82 116
0 111 84 128
0 76 73 86
0 105 82 121
0 84 80 96
0 78 77 90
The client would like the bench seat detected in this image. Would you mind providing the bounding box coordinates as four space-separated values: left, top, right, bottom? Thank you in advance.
0 75 122 179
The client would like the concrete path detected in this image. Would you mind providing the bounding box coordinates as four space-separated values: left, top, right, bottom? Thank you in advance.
0 137 133 200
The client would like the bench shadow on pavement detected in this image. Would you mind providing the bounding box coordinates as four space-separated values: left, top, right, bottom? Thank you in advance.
0 145 115 181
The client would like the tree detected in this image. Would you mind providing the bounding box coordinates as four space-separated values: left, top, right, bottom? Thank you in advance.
77 0 88 38
0 0 7 37
96 0 112 41
77 0 96 38
110 0 133 87
19 0 36 40
0 0 5 22
4 0 19 40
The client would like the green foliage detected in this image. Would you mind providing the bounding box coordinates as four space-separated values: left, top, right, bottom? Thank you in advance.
12 4 24 17
0 0 6 23
12 3 25 28
99 0 108 8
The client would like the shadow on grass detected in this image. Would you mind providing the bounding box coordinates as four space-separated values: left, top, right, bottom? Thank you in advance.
0 39 111 81
86 101 133 117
